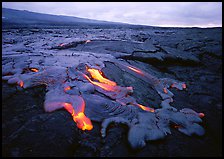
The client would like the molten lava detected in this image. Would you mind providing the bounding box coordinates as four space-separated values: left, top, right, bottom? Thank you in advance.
87 68 117 86
18 80 24 88
83 74 117 91
135 103 155 112
64 86 71 91
163 88 168 94
84 67 156 113
30 68 39 72
199 113 205 118
182 83 187 89
73 112 93 131
127 66 144 76
64 103 75 115
63 102 93 131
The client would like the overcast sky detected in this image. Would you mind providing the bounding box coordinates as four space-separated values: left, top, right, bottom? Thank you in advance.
2 2 222 27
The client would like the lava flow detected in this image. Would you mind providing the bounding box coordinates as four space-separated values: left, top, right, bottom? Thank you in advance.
30 68 39 72
87 68 117 86
163 88 168 94
135 103 155 112
199 113 205 118
18 80 24 88
64 86 71 91
83 73 117 91
127 66 144 76
84 67 155 112
64 102 93 131
182 83 187 89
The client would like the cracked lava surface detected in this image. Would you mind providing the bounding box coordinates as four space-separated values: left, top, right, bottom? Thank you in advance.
2 27 222 156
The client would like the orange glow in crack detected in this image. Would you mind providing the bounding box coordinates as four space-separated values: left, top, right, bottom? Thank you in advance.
182 83 187 89
84 68 154 113
199 113 205 118
73 112 93 131
171 84 175 88
64 103 74 115
87 68 117 86
83 74 117 91
127 66 144 76
163 88 168 94
64 86 71 91
18 81 24 88
135 103 155 112
30 68 39 72
63 102 93 131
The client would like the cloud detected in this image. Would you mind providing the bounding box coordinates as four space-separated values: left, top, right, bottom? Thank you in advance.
2 2 222 27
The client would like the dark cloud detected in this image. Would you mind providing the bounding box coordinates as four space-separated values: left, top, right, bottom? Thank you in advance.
2 2 222 27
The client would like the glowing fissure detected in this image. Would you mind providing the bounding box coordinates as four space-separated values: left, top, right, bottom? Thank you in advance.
182 83 187 89
199 113 205 118
83 73 117 91
30 68 39 72
73 112 93 131
92 82 116 91
63 102 93 131
18 80 24 88
64 86 71 91
127 66 144 76
84 67 156 112
87 68 117 86
135 103 155 112
163 88 168 94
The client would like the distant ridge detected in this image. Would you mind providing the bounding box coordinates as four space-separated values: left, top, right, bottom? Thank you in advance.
2 8 137 28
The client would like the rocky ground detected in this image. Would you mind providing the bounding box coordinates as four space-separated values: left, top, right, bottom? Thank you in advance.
2 26 222 157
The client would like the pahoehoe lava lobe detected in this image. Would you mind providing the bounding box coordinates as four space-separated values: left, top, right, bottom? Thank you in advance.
2 53 205 150
2 23 222 157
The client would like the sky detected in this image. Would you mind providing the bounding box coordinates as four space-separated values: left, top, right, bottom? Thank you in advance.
2 2 222 28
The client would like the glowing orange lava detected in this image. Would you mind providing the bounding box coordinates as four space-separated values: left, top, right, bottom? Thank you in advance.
30 68 39 72
135 103 155 112
18 81 24 88
64 86 71 91
127 66 144 76
199 113 205 118
73 112 93 130
84 68 154 113
87 68 117 86
63 102 93 131
83 74 117 91
182 83 187 89
163 88 168 94
64 103 74 115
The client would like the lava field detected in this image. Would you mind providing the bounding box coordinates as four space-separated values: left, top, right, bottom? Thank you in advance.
2 26 222 157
